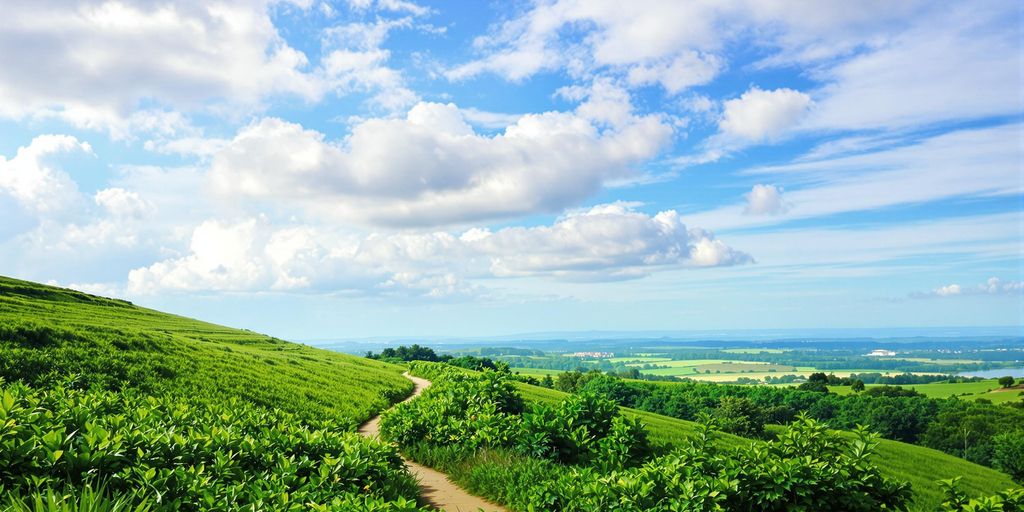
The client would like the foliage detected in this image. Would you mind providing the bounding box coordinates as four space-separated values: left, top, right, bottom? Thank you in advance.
712 397 766 438
992 433 1024 483
0 382 428 511
511 418 911 512
366 344 446 363
999 376 1016 388
939 478 1024 512
545 369 1024 467
386 363 913 512
863 385 925 398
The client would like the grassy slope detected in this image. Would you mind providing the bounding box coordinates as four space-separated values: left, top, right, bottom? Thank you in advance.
0 276 411 428
515 381 1019 511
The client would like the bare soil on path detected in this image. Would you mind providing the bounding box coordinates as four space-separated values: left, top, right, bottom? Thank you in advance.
358 372 506 512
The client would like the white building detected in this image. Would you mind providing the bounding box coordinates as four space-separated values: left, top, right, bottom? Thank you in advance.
865 349 897 357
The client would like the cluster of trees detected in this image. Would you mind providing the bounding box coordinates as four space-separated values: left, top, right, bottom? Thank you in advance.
365 344 504 372
552 370 1024 479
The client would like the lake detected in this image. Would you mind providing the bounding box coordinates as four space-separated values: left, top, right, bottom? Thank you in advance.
957 367 1024 378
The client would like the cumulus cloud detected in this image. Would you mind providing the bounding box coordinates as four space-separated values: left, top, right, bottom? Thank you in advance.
719 87 812 142
743 184 790 216
94 188 154 218
319 17 421 111
208 102 673 227
0 0 325 137
126 203 750 294
0 135 92 214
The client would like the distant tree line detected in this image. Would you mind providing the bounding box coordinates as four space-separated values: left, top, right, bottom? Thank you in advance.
366 344 506 372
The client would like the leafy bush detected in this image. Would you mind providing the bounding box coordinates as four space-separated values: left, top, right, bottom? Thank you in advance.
513 418 912 511
991 432 1024 483
939 478 1024 511
518 392 650 468
0 382 428 511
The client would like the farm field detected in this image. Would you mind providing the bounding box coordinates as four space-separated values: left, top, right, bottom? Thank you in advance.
831 378 1024 404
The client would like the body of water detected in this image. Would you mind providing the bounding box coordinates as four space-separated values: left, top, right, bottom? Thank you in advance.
957 367 1024 378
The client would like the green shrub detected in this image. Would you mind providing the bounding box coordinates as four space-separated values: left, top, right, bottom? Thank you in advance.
513 418 911 511
939 478 1024 511
991 432 1024 483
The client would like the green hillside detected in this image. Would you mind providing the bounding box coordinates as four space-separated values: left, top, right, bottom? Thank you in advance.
0 276 411 428
0 276 427 511
516 377 1017 510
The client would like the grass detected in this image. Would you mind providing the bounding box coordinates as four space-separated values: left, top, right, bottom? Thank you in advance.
0 275 412 428
513 380 1019 511
831 379 1024 405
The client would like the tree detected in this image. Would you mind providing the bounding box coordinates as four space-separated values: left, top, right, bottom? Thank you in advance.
808 372 829 384
998 376 1016 388
851 379 865 392
798 380 829 393
992 432 1024 483
714 396 766 438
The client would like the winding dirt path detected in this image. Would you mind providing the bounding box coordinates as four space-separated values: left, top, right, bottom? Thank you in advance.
358 372 506 512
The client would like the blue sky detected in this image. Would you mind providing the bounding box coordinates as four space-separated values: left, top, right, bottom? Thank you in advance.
0 0 1021 339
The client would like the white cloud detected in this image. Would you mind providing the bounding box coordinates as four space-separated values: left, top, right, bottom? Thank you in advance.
0 135 92 214
209 101 673 227
626 51 723 94
126 203 749 294
919 278 1024 299
803 2 1022 131
94 188 153 218
743 184 789 216
719 87 812 142
0 0 323 137
472 203 752 280
447 1 925 91
319 17 420 111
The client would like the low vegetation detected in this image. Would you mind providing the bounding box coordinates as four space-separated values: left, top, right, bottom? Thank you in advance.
0 277 426 510
0 382 425 511
383 362 924 511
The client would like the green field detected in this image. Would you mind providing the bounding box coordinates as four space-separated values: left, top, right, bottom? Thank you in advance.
831 379 1024 404
513 380 1018 511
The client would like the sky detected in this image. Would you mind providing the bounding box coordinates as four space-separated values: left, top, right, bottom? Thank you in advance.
0 0 1021 340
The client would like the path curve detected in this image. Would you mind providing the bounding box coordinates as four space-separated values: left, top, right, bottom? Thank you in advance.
358 372 506 512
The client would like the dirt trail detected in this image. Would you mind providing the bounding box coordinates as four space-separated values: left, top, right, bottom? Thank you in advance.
358 373 506 512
